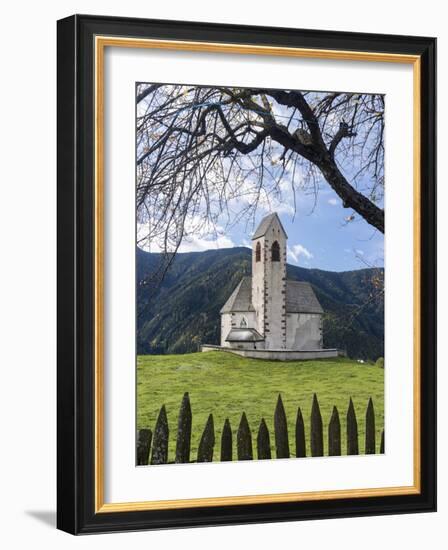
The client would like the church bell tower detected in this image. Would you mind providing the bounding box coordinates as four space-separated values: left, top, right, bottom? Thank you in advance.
251 213 287 349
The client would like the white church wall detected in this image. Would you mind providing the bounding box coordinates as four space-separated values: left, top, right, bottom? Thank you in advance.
232 312 256 330
286 313 323 350
220 311 257 347
251 236 265 336
263 223 287 349
220 313 233 347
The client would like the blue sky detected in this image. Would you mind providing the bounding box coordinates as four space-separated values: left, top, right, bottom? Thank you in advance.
138 172 384 272
262 187 384 272
137 87 384 272
153 187 384 273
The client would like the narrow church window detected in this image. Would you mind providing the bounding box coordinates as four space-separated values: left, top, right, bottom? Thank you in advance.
240 317 248 328
271 240 280 261
255 241 261 262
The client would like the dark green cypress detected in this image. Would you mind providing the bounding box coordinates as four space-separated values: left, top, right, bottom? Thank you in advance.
197 414 215 462
310 393 324 457
257 418 271 460
150 405 169 465
136 428 152 466
295 407 306 458
237 412 253 460
365 398 376 454
380 429 385 454
328 406 341 456
346 397 359 455
175 392 192 463
274 394 290 458
220 418 233 462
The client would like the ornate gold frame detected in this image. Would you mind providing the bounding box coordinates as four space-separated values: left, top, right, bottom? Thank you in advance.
94 36 421 513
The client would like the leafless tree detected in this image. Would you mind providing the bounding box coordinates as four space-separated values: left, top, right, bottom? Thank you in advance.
136 84 384 281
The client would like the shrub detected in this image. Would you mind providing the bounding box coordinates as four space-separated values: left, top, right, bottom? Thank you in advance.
375 357 385 369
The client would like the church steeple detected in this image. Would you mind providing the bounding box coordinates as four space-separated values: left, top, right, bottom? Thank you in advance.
251 213 287 349
251 212 287 242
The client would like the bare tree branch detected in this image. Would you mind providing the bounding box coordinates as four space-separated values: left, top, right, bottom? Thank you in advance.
136 84 385 266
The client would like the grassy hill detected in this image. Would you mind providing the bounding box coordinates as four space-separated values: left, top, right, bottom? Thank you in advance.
137 351 384 460
137 247 384 360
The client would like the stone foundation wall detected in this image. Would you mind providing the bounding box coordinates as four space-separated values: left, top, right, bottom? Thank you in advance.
201 345 339 361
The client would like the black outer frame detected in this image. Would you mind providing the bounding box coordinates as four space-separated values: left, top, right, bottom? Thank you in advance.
57 14 436 535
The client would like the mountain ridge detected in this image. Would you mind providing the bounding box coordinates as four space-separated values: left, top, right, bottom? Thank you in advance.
137 246 384 360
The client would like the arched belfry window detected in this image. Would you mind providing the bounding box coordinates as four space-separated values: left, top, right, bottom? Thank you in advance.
240 317 248 328
255 241 261 262
271 241 280 262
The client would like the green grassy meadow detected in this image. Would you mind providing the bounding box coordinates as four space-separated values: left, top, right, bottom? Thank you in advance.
137 351 384 461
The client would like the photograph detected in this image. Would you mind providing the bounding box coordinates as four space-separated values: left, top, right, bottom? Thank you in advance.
53 11 435 536
135 83 385 465
0 0 440 542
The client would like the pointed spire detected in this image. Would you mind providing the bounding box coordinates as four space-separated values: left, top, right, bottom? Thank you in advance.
252 212 287 240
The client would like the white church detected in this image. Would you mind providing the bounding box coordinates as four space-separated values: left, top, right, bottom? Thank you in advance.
203 213 338 360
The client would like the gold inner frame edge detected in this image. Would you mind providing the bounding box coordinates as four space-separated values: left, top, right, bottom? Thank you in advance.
94 35 422 513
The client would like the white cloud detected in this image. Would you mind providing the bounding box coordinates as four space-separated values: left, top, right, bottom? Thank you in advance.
137 218 236 253
288 243 313 264
177 234 235 252
328 198 339 206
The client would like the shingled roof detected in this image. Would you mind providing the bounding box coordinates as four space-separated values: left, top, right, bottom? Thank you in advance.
251 212 288 240
220 277 255 313
225 328 264 342
285 281 323 314
220 277 323 314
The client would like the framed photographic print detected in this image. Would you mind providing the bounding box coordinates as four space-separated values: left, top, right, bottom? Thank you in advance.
57 14 436 534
